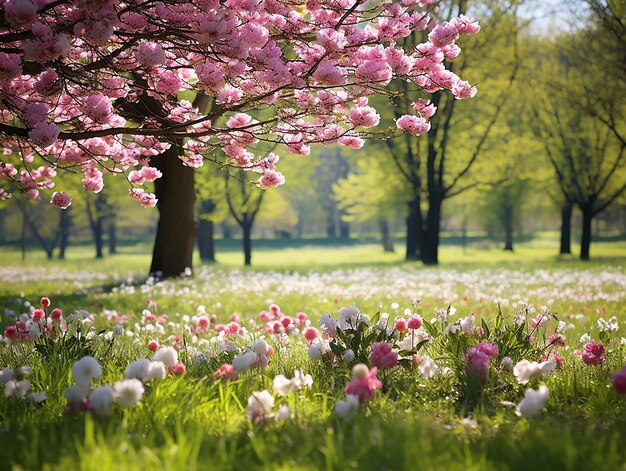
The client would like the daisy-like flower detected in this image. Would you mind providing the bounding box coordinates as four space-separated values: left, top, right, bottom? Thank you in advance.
89 385 114 417
513 358 556 385
154 347 178 368
515 385 549 418
245 390 275 424
272 370 313 396
335 394 360 418
72 357 102 387
113 379 144 408
124 359 152 382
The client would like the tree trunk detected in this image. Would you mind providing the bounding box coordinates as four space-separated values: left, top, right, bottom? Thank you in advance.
405 195 422 260
197 218 216 263
559 201 572 255
242 218 252 266
421 194 442 265
222 222 233 240
580 207 593 261
108 219 117 255
379 217 394 252
58 208 71 260
150 144 196 277
503 204 514 251
326 209 336 238
86 199 104 259
339 219 350 239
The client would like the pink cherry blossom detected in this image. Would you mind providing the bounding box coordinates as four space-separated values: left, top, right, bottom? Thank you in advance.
51 191 73 209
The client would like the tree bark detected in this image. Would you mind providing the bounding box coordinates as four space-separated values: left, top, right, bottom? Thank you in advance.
85 199 104 259
405 195 422 260
503 203 514 251
150 144 196 277
559 201 573 255
108 218 117 255
421 193 442 265
580 207 593 261
58 208 72 260
198 218 216 263
339 219 350 239
379 217 394 252
242 218 252 266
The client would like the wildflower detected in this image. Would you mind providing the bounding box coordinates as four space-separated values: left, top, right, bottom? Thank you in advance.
125 359 151 382
65 384 88 409
515 385 549 418
501 357 514 370
169 363 186 375
467 349 490 381
335 394 360 418
5 379 30 398
154 346 178 368
40 297 51 307
597 316 618 332
72 357 102 387
513 359 556 385
275 404 292 421
272 370 313 396
344 364 382 403
148 340 159 352
581 341 605 365
0 368 14 384
370 342 398 369
612 366 626 394
342 349 355 362
338 306 368 331
407 314 423 330
232 351 257 372
147 361 167 381
89 386 114 417
319 314 337 337
214 364 237 381
418 356 444 379
395 317 407 332
245 390 275 424
113 379 144 408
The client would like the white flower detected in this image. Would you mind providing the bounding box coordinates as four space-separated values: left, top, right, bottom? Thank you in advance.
459 315 475 333
25 319 42 339
0 368 15 384
245 390 275 423
147 361 167 381
342 349 355 362
501 357 514 371
253 339 268 355
418 356 441 379
124 359 152 382
275 405 292 421
597 316 619 332
335 394 359 418
26 392 47 404
390 302 399 310
513 359 556 385
307 338 330 360
338 306 368 331
232 351 257 372
273 370 312 396
4 379 30 398
72 356 102 387
398 329 429 350
319 314 337 337
154 347 178 368
579 333 591 344
515 385 549 418
113 379 144 408
65 384 88 406
555 321 567 334
89 385 114 417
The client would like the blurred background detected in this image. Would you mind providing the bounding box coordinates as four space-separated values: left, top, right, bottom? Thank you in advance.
0 0 624 269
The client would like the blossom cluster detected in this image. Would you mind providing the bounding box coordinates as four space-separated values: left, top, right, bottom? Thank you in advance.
1 0 479 204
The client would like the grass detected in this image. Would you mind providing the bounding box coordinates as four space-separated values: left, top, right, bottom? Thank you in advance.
0 238 625 470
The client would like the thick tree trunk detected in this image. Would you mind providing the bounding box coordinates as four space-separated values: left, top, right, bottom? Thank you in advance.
242 219 252 266
150 145 196 277
559 201 573 255
421 195 442 265
58 208 71 260
379 217 394 252
580 208 593 261
503 204 514 251
326 210 336 238
198 218 216 263
405 195 422 260
108 219 117 255
86 200 104 259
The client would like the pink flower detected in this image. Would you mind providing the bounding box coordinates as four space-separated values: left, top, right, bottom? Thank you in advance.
428 22 460 47
349 106 380 128
4 325 17 340
582 341 605 365
214 364 237 381
168 363 186 375
50 308 62 322
258 170 285 188
32 308 45 321
40 296 50 307
395 317 407 332
303 327 318 341
51 191 73 209
396 115 430 136
83 95 113 124
344 364 382 403
136 42 166 67
471 341 499 358
29 122 59 147
370 342 398 369
148 340 159 352
407 314 423 330
0 53 22 80
4 0 38 27
612 366 626 394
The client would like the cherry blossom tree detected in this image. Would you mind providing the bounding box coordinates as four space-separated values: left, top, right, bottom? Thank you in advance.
0 0 479 276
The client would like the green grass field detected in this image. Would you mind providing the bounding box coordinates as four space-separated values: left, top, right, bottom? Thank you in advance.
1 239 625 470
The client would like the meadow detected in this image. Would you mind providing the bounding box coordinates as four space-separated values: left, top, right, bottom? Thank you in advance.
1 238 626 470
